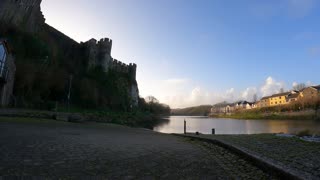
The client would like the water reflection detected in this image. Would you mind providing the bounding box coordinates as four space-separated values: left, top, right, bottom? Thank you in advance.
153 116 320 134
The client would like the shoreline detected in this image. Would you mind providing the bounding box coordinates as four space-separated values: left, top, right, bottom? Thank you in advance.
210 111 319 121
0 108 169 129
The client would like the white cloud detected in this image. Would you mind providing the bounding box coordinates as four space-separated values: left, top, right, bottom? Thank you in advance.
260 76 285 97
292 81 315 88
141 76 316 109
241 87 258 101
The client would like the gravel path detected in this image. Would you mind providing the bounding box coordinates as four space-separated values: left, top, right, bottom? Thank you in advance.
0 118 277 179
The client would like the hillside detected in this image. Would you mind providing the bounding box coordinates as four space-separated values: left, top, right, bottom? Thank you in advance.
171 105 212 116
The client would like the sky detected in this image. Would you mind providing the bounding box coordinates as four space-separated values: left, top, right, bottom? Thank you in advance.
41 0 320 108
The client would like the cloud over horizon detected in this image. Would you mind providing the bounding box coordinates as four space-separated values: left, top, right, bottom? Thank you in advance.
148 76 314 109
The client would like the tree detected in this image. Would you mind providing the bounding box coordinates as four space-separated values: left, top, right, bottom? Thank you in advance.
253 94 257 102
293 83 306 91
143 96 170 115
280 88 284 93
145 96 159 104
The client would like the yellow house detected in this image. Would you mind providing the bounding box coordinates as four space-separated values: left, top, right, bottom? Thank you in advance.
269 92 290 106
259 96 271 107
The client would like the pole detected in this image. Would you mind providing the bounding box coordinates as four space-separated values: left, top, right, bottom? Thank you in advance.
184 120 186 134
67 75 73 110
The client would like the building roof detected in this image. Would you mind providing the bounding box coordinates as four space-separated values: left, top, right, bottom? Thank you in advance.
312 85 320 91
270 92 290 98
287 93 299 99
212 101 231 108
300 85 320 92
261 96 270 100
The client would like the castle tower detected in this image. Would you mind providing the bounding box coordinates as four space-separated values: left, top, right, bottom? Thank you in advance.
129 63 137 81
98 38 112 56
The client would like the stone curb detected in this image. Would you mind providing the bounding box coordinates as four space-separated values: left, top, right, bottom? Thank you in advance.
173 134 312 180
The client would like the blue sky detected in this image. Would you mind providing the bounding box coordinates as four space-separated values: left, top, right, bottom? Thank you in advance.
42 0 320 108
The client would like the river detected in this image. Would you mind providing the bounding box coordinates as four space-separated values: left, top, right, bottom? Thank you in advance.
153 116 320 134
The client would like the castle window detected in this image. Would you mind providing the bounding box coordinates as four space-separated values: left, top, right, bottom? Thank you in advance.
0 43 7 77
0 43 6 63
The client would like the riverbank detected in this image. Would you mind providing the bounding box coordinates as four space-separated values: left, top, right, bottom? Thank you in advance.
182 133 320 179
0 108 168 129
210 110 320 120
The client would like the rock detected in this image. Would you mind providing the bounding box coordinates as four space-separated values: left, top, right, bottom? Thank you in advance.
68 114 84 123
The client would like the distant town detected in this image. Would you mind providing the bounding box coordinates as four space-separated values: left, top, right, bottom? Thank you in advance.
211 85 320 115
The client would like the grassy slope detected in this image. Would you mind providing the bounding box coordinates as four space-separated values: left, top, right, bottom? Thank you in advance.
211 110 318 120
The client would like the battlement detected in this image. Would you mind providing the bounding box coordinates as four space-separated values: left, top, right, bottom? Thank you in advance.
98 38 112 55
84 38 112 56
9 0 42 7
83 37 137 81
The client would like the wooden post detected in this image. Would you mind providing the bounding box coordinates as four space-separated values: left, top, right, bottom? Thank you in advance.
212 128 215 135
184 120 186 134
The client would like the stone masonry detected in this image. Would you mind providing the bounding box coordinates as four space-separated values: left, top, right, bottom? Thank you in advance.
0 0 45 33
0 0 140 107
82 38 139 106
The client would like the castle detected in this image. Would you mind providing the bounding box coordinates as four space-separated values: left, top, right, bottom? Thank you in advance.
0 0 139 107
82 38 136 80
81 38 139 106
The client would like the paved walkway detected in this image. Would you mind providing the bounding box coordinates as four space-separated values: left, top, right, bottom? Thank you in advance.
187 134 320 179
0 118 276 179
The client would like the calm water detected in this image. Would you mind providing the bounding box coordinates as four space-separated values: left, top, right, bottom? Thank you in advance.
153 116 320 134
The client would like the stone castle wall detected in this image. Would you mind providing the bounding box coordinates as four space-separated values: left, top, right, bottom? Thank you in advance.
0 0 139 107
0 0 45 33
82 38 137 81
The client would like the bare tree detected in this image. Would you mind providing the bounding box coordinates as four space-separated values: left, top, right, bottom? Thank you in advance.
280 88 284 93
293 83 306 91
253 93 257 102
145 96 159 104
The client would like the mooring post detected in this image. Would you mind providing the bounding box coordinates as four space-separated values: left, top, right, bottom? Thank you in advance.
212 128 215 135
184 120 186 134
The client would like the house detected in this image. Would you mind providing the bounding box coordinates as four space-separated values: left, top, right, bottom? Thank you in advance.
211 102 231 114
299 86 320 100
235 101 253 110
0 40 16 106
286 93 300 103
269 92 290 106
259 96 270 107
252 101 260 108
225 104 234 113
